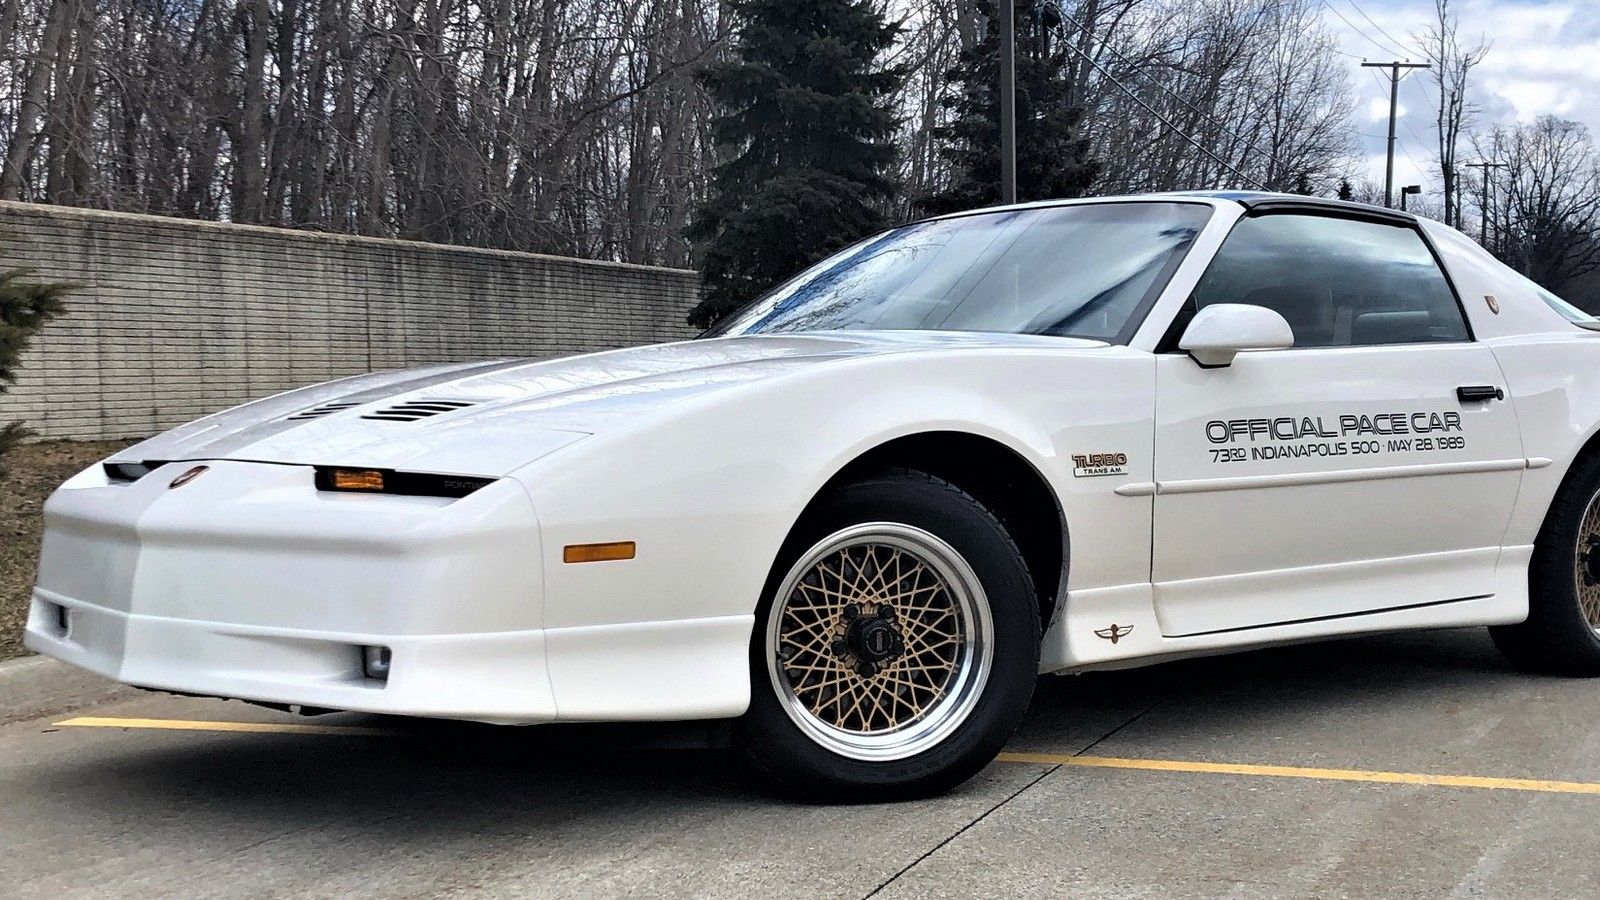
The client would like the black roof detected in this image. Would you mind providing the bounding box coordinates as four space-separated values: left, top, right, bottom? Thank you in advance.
1174 191 1415 225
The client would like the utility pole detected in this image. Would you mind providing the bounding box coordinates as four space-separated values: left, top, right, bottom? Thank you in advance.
999 0 1017 204
1465 160 1508 249
1362 60 1430 208
1452 167 1463 229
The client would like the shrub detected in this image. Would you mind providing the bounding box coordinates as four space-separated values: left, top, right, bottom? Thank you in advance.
0 270 69 479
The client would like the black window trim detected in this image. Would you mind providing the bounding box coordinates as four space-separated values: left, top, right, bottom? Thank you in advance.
1154 205 1476 354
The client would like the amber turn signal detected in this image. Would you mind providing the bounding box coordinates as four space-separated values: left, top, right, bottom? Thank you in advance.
329 468 385 491
563 541 637 564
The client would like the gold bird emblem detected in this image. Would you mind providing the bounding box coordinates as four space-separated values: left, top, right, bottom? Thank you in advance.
1094 624 1133 644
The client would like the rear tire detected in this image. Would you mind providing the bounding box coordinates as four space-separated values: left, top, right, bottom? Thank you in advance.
1491 453 1600 675
738 468 1040 802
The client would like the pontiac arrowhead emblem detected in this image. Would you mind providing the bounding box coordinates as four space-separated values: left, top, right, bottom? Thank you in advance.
169 465 210 489
1485 294 1500 315
1094 624 1133 644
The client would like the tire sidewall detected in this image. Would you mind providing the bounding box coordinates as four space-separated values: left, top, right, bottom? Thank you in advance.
1533 460 1600 650
740 473 1040 799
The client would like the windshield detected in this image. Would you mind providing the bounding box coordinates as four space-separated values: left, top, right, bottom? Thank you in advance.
706 201 1212 343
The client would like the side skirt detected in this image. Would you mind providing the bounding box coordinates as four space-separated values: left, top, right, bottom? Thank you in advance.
1039 545 1532 674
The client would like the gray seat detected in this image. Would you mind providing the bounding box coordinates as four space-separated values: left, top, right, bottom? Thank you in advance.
1352 310 1433 345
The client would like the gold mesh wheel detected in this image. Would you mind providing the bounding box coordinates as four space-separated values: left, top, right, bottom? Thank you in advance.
1576 489 1600 630
764 522 993 762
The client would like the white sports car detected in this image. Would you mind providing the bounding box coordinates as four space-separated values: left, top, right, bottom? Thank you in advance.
27 192 1600 799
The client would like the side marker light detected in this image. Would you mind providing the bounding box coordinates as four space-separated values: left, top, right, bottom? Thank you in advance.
563 541 637 564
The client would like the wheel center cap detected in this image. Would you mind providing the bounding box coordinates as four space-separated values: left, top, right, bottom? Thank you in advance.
848 615 903 664
1584 541 1600 586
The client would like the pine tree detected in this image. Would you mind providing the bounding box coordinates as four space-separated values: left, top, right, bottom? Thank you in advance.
920 0 1098 216
687 0 905 329
0 270 69 478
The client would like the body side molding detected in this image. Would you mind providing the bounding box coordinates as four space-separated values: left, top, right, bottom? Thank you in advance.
1117 457 1543 496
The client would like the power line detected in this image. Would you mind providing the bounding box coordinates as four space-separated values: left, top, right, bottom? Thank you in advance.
1318 0 1402 57
1058 10 1290 177
1371 67 1432 179
1342 0 1413 58
1056 38 1268 190
1399 75 1438 172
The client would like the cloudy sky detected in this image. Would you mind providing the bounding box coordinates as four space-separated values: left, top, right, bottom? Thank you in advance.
1322 0 1600 190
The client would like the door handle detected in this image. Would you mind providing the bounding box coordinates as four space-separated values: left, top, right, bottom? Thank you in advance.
1456 385 1505 402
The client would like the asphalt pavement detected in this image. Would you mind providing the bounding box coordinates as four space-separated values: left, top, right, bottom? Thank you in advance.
4 628 1599 899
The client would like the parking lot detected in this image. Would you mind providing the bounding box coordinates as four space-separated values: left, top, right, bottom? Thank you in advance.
4 627 1599 899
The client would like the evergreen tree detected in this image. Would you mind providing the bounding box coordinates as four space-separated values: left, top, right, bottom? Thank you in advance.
687 0 904 329
921 0 1098 216
0 270 69 478
1337 179 1355 202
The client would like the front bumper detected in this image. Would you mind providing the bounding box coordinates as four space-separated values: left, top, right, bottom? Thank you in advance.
27 592 556 721
25 459 753 724
25 459 556 723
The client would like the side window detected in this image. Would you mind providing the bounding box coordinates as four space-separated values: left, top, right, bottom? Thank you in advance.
1187 214 1469 348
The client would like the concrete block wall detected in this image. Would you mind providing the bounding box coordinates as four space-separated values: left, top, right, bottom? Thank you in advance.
0 202 701 441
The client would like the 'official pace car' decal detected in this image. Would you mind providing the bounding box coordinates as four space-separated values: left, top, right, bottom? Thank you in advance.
1204 411 1465 464
1073 452 1129 477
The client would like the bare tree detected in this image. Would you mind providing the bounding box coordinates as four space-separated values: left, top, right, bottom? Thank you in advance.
1474 117 1600 291
0 0 1364 263
1056 0 1357 195
0 0 732 263
0 0 71 197
1417 0 1486 229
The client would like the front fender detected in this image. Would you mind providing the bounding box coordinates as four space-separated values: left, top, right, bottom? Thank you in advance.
513 345 1155 632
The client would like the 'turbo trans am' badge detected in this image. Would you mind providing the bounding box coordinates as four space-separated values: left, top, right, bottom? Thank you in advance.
1072 452 1129 478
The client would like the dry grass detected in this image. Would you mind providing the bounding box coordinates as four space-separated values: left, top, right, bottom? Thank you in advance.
1 440 134 660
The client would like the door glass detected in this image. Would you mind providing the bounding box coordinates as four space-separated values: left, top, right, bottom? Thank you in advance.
1189 215 1469 347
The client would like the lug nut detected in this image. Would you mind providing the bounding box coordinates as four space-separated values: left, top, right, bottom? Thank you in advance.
856 661 877 677
843 604 860 620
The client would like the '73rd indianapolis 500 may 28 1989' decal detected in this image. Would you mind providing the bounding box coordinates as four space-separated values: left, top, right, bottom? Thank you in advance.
1204 411 1465 464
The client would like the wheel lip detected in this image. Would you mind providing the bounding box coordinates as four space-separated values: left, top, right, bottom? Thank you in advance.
1575 488 1600 633
763 521 995 763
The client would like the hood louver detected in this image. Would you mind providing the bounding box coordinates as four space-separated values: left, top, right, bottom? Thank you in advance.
285 400 362 421
361 399 479 422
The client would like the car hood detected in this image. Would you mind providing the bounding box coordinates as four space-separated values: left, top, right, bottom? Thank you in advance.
112 331 1106 477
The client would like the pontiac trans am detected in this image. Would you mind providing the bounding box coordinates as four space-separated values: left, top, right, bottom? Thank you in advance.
27 192 1600 800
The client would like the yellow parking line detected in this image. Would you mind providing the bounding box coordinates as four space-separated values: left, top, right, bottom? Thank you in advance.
54 716 397 737
997 751 1600 795
50 717 1600 796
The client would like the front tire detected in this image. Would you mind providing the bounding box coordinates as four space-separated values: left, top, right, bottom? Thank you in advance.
738 469 1040 801
1492 454 1600 675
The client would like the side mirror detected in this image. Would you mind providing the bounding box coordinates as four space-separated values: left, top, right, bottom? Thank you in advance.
1178 303 1295 368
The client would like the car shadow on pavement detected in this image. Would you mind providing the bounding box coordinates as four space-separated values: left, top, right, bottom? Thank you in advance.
1019 625 1524 747
33 627 1531 829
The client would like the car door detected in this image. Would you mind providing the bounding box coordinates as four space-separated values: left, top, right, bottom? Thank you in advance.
1150 210 1525 636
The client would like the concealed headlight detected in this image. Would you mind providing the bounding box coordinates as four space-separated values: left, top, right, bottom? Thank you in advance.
329 468 385 491
313 466 493 498
103 461 161 483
